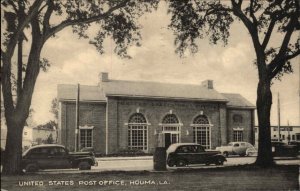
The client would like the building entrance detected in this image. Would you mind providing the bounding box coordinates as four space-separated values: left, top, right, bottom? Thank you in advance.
164 132 179 149
161 113 181 149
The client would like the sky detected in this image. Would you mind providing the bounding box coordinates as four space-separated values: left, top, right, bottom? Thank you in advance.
11 1 300 126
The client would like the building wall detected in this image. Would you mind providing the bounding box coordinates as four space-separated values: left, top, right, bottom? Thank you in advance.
59 99 254 154
255 126 300 145
226 109 254 145
60 102 106 153
109 97 228 153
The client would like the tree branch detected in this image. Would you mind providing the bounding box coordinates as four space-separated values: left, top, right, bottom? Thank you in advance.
250 0 258 26
6 0 18 13
269 48 300 79
1 53 15 115
16 15 43 114
285 49 300 60
231 0 255 34
42 0 54 35
262 18 276 50
270 17 296 66
5 0 43 59
44 0 130 41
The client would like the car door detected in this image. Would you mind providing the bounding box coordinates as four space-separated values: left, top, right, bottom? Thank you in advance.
186 145 199 164
48 147 72 169
194 145 207 163
27 147 51 169
232 143 241 155
240 143 247 155
176 146 191 163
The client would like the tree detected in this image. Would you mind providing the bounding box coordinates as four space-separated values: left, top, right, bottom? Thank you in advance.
1 0 158 175
43 133 54 144
35 120 57 130
50 98 58 121
168 0 299 166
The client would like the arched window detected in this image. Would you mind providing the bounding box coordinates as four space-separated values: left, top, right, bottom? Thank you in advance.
128 113 148 151
162 114 179 124
192 115 211 149
193 115 209 125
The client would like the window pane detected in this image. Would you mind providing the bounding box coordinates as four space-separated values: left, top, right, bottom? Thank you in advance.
128 114 148 150
80 129 93 148
193 127 210 149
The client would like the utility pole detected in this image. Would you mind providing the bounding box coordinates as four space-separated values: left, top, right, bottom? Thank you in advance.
277 92 281 142
287 120 290 143
75 84 80 151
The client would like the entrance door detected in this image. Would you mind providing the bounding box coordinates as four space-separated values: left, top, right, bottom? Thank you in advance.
165 133 171 149
164 133 179 149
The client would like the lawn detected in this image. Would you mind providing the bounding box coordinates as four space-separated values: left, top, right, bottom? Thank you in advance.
1 165 299 191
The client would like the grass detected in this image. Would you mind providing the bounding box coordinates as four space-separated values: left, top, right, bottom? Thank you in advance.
1 165 299 191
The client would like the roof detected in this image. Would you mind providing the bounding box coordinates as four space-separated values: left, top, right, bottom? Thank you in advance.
57 80 254 109
221 93 255 109
101 80 228 102
57 84 106 102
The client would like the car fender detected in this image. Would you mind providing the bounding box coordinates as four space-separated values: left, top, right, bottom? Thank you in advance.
206 154 227 163
72 157 95 166
217 147 233 154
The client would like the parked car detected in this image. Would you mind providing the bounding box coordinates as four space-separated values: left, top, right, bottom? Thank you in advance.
166 143 226 167
21 144 98 172
288 141 300 152
271 141 298 157
245 141 299 157
246 146 258 156
216 142 254 157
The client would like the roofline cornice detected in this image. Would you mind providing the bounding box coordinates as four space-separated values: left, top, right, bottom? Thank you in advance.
226 106 256 109
105 94 228 103
58 99 107 103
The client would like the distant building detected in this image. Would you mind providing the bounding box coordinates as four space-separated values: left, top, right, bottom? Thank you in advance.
0 125 57 150
58 73 256 154
255 125 300 145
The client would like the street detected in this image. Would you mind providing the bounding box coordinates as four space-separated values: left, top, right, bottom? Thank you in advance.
37 156 300 174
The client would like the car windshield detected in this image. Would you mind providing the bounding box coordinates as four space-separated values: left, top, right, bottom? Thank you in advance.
228 143 233 146
22 147 32 157
166 144 178 153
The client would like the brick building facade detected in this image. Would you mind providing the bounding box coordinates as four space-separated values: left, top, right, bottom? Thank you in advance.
58 73 255 154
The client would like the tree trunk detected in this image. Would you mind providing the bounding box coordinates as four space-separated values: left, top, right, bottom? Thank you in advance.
2 117 25 175
255 78 274 167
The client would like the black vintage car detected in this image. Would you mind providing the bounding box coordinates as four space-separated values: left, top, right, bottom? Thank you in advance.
21 144 98 172
166 143 226 167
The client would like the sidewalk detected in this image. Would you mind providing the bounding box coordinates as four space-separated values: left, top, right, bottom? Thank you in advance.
96 156 153 161
95 155 300 161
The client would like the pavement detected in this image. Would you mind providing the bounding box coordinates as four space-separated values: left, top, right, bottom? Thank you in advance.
32 155 299 174
97 156 153 161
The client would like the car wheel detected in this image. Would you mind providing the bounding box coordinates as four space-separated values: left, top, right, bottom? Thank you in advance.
176 159 187 167
223 152 229 157
78 161 91 170
25 163 39 172
168 160 176 167
215 159 224 166
239 153 246 157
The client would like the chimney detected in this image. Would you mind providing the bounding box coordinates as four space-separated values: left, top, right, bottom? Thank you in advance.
99 72 109 82
202 80 213 89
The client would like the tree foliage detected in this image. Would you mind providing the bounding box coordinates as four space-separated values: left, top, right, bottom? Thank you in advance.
0 0 158 175
50 98 58 120
168 0 299 166
168 0 299 80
